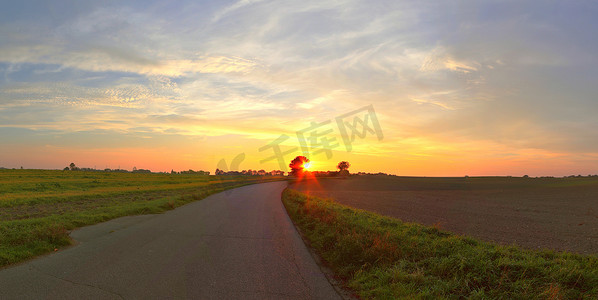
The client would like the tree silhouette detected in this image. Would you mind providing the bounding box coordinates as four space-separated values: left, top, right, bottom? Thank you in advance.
69 162 77 171
337 161 350 177
337 161 350 171
289 156 310 177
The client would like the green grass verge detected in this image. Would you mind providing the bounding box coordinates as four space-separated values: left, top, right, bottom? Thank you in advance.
282 188 598 299
0 169 285 267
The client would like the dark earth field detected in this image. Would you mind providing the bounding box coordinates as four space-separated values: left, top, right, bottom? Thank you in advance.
291 175 598 255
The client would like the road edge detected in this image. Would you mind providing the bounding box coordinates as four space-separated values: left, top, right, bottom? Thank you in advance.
280 187 358 300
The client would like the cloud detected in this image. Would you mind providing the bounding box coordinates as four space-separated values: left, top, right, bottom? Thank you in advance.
212 0 267 23
420 47 479 73
410 98 455 111
0 77 178 108
0 43 259 77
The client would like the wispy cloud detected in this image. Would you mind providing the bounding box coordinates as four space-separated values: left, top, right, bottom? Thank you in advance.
212 0 267 23
420 47 480 73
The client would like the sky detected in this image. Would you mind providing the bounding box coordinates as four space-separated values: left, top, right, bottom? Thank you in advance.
1 0 597 176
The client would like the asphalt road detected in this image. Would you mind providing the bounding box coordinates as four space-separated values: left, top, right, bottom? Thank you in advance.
0 181 341 299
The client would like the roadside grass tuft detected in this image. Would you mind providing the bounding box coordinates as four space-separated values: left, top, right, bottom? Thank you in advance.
282 188 598 299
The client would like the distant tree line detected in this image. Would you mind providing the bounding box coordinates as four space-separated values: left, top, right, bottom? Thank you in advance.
308 171 341 177
176 169 210 175
305 161 357 178
355 172 395 177
132 166 152 173
214 169 285 176
63 163 148 173
62 163 211 175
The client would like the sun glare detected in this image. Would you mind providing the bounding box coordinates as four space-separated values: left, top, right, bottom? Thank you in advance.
303 162 311 170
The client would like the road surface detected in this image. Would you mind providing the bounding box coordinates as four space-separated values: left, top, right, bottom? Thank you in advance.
0 181 341 299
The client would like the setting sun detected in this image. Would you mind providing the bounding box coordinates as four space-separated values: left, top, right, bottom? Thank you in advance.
303 162 312 170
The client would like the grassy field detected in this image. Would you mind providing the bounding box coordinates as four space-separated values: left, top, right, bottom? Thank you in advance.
282 188 598 299
0 169 284 267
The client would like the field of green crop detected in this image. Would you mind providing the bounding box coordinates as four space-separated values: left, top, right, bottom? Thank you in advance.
282 188 598 299
0 169 284 267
